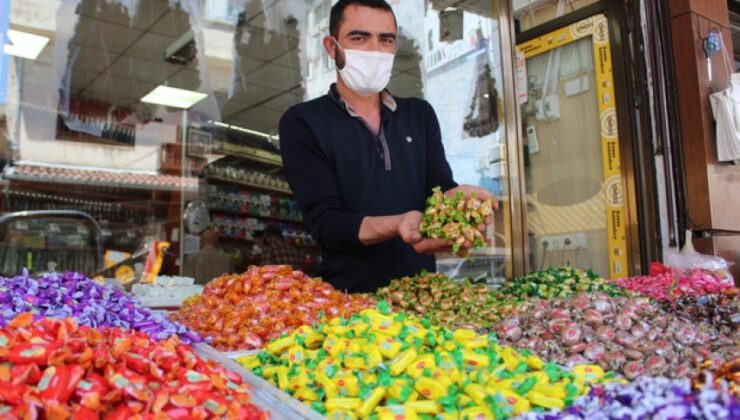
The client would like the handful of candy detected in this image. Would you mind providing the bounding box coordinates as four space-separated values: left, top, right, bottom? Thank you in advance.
377 271 503 331
0 313 267 419
237 303 619 419
173 265 374 351
419 186 494 252
0 270 200 343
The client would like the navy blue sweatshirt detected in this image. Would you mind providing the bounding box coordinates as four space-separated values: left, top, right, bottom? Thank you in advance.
279 86 457 293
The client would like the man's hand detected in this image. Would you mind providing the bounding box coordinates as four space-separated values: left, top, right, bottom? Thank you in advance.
398 210 474 256
445 184 497 235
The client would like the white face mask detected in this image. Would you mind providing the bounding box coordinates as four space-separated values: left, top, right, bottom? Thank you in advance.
333 40 395 97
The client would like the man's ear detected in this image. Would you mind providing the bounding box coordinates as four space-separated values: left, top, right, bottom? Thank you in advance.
323 35 337 59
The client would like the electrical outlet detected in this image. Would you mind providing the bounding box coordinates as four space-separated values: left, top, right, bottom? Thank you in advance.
539 233 588 251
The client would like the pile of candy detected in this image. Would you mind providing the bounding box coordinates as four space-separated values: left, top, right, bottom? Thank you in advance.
613 263 734 301
493 266 630 303
377 271 503 331
659 289 739 334
173 265 374 350
694 357 740 397
0 270 199 342
419 186 494 252
515 376 739 419
0 314 267 419
237 304 617 419
493 293 739 380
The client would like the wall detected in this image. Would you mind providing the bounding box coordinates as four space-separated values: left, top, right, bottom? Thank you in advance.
668 0 740 280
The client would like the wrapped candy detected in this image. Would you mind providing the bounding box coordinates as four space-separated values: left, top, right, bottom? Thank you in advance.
0 270 200 343
0 313 267 419
493 266 630 304
237 303 620 419
493 293 739 380
694 357 740 397
172 265 374 350
377 271 503 331
613 263 735 301
419 186 494 252
515 376 740 419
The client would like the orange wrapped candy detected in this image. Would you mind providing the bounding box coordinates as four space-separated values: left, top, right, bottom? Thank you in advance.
172 265 375 351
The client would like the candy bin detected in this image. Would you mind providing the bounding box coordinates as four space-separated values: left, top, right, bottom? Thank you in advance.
172 265 375 351
0 313 267 419
236 302 621 419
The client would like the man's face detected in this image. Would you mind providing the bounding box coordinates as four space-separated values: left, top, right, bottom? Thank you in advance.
330 5 397 69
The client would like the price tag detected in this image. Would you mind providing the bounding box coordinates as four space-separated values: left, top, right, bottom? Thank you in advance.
15 221 28 231
48 223 61 233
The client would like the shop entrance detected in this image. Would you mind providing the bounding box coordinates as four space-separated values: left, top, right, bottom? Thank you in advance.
517 14 627 279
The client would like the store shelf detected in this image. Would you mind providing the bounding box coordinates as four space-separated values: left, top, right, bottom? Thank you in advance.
208 207 302 225
214 144 283 167
206 175 292 195
193 343 324 420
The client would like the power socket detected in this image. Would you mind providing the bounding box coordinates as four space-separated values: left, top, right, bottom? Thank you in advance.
539 233 587 251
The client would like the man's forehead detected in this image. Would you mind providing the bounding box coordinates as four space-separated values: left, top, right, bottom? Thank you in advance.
338 5 397 34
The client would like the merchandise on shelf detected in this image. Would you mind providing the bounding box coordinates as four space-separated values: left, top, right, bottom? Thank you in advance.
237 304 619 419
613 262 735 300
0 270 200 343
492 292 739 380
172 265 374 351
0 314 267 419
207 185 302 223
420 186 494 253
205 163 290 191
492 266 630 303
514 376 740 420
377 271 504 331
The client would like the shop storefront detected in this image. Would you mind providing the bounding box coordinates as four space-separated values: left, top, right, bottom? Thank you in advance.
0 1 738 418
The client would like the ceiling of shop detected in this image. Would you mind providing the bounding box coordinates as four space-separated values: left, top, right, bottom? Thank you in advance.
63 0 441 135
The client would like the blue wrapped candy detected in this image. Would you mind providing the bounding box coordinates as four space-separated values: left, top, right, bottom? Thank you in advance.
0 269 202 343
516 376 740 420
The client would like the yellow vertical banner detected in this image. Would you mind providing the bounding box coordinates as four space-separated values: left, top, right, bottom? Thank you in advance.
518 15 628 279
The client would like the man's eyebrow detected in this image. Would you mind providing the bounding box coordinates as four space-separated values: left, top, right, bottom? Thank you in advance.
345 30 397 40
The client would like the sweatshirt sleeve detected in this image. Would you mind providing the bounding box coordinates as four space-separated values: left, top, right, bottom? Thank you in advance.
279 107 365 252
423 101 458 193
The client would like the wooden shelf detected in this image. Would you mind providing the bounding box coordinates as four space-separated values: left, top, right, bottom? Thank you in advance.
206 175 292 195
214 144 282 167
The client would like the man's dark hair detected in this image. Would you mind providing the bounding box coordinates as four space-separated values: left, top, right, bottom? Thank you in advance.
329 0 396 38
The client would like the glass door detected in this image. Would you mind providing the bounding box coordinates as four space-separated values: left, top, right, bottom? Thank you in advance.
517 15 628 279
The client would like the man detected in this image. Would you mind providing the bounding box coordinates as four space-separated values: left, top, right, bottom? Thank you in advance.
252 225 304 269
279 0 497 293
183 229 233 285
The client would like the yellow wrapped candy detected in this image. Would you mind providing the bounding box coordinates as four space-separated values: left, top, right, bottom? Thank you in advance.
390 348 418 376
461 336 488 350
414 376 446 400
533 383 567 399
405 354 437 378
316 371 339 398
571 364 605 383
494 390 531 415
294 326 324 349
404 400 441 414
276 366 290 391
363 345 383 366
344 354 368 370
525 354 545 370
372 318 402 336
452 328 477 342
287 345 305 367
267 335 294 354
294 386 320 402
334 372 360 397
236 354 260 370
288 374 312 392
377 406 419 420
388 378 415 401
459 406 493 420
463 383 488 406
356 387 386 417
500 347 521 371
326 398 362 411
526 391 564 410
462 350 489 369
375 335 403 360
323 335 347 358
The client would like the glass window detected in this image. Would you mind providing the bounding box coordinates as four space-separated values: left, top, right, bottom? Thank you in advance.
1 0 514 285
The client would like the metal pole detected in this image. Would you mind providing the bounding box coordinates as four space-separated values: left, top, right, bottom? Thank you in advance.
179 110 188 275
12 57 24 161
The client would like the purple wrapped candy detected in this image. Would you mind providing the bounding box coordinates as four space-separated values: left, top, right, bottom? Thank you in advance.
0 269 202 343
514 376 740 420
